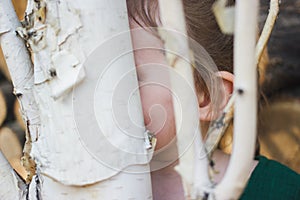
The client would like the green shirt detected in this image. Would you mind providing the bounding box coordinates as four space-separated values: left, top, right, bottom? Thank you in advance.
240 156 300 200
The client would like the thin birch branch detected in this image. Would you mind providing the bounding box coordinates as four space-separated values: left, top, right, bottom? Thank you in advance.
205 93 235 156
213 0 259 199
256 0 279 84
158 0 211 199
256 0 279 64
206 0 279 173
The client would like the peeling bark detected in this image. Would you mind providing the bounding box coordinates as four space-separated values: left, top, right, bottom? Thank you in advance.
0 0 40 188
1 0 153 199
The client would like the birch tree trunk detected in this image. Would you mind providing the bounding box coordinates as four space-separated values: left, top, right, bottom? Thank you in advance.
0 0 153 199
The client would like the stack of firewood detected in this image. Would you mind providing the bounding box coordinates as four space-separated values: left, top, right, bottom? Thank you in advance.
0 0 27 179
0 47 27 178
257 0 300 173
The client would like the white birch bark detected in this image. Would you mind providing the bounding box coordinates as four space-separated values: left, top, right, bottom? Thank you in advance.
1 0 153 199
213 0 259 199
0 0 40 148
157 0 211 199
256 0 279 64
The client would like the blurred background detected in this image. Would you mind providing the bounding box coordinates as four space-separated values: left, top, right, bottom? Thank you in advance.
258 0 300 173
0 0 299 181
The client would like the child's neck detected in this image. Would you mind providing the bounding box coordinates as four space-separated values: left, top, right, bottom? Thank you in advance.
212 149 258 183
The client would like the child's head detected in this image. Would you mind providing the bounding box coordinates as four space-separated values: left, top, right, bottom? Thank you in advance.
127 0 234 71
127 0 234 149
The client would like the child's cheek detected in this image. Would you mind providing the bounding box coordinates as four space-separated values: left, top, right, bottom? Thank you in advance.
139 83 176 150
129 18 176 150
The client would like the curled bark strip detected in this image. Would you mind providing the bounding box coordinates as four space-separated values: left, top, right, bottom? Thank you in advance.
0 0 40 188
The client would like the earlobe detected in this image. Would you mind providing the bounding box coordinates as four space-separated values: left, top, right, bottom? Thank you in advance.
198 92 213 121
198 71 234 121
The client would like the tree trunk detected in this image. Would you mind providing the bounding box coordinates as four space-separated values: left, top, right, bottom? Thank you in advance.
0 0 153 199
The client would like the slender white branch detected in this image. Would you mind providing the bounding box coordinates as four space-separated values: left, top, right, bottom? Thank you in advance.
158 0 211 198
256 0 279 64
214 0 259 199
207 0 279 156
205 93 235 160
256 0 279 84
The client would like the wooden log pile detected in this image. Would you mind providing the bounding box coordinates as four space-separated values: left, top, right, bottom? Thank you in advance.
258 0 300 173
0 0 27 179
0 66 27 179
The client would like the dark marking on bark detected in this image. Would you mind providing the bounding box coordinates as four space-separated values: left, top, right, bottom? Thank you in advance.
26 185 30 200
203 192 209 200
49 68 57 77
16 93 23 98
35 175 42 200
237 88 244 95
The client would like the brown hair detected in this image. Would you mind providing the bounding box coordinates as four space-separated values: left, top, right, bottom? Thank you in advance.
127 0 234 71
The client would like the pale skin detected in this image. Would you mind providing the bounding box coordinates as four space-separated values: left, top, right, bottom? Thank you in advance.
129 18 258 200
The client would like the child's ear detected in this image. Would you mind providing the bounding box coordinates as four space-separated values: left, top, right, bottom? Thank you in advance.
199 71 234 121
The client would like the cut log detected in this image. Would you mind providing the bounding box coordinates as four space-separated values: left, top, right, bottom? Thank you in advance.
5 121 25 147
11 0 27 20
14 100 26 131
259 99 300 173
0 0 27 82
0 87 6 127
258 0 300 174
0 127 23 164
0 126 27 179
0 47 11 82
0 81 16 124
